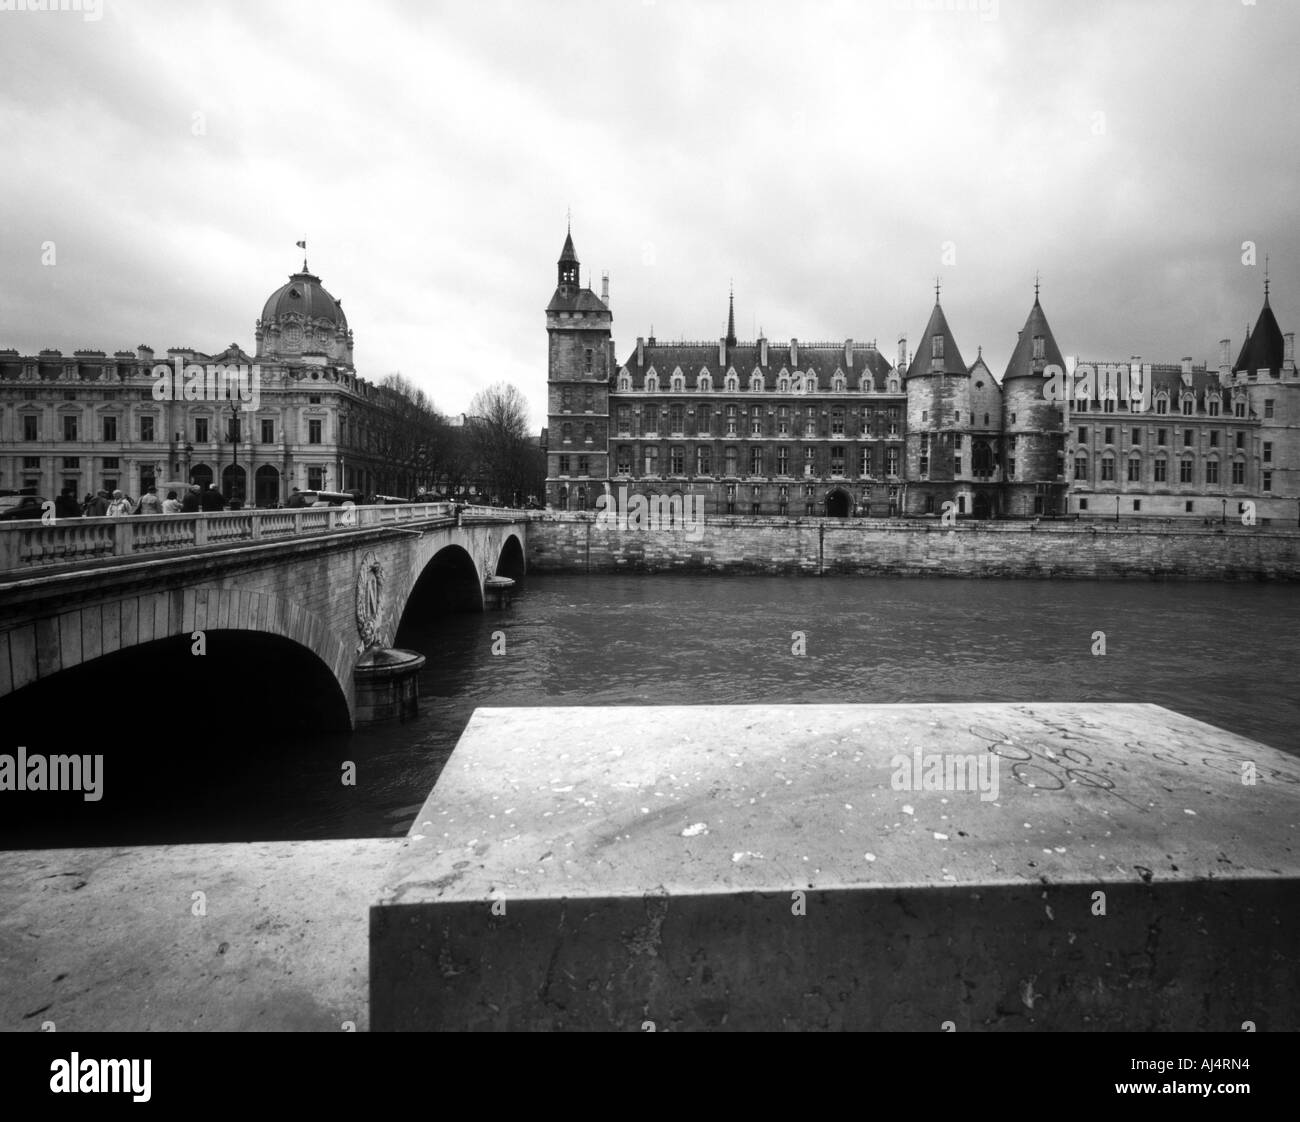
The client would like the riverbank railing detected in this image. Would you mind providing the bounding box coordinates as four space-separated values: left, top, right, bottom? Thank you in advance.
0 503 535 573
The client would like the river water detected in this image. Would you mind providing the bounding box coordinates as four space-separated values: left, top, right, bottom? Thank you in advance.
6 575 1298 847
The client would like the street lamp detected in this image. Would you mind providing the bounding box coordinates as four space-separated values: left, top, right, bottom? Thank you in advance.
1115 495 1120 523
1222 498 1227 525
226 401 241 507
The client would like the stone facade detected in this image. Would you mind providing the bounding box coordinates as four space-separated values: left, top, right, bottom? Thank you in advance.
0 261 419 507
527 515 1300 581
544 231 1300 523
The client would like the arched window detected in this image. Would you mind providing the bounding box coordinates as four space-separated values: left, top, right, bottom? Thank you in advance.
888 377 900 393
697 372 712 392
777 375 789 393
618 372 631 391
725 372 739 392
561 422 573 443
671 372 685 393
832 373 846 392
749 372 764 393
645 371 659 392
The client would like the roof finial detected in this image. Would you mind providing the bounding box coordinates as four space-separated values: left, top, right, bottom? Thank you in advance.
726 281 737 348
1034 270 1040 302
935 275 941 304
566 206 571 236
1264 253 1270 303
296 239 308 273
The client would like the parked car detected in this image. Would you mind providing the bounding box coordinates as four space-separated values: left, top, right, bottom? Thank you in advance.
0 494 46 521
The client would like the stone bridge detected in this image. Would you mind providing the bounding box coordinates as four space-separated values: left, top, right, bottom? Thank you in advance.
0 504 531 729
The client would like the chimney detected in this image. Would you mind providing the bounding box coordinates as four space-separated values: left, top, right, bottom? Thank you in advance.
1285 332 1295 366
897 334 907 373
637 337 644 366
845 339 854 368
601 271 609 308
1181 356 1193 377
719 338 727 367
790 337 798 367
1219 338 1231 369
759 336 768 367
137 345 154 362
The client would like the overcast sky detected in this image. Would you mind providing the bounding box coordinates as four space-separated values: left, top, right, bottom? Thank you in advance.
1 0 1296 430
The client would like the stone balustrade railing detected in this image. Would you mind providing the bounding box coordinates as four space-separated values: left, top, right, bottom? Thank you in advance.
0 503 535 573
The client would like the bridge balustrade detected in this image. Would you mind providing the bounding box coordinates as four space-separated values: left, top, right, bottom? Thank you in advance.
0 502 484 573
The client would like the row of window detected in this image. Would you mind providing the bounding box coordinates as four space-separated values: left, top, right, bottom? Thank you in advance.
615 372 902 394
16 415 325 444
1074 396 1252 416
1078 426 1267 456
558 446 907 478
587 405 908 440
1074 453 1252 486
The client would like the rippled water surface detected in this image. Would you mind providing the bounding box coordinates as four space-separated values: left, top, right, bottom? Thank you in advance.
7 575 1298 846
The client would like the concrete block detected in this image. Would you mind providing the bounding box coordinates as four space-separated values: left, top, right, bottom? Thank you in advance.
371 703 1300 1031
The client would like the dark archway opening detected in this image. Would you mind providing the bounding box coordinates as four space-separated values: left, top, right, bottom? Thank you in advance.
496 535 525 583
973 492 992 520
0 631 352 849
255 464 280 508
222 464 247 505
397 545 483 635
825 489 851 518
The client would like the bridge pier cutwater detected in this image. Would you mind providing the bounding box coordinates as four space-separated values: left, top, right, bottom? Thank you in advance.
0 504 532 730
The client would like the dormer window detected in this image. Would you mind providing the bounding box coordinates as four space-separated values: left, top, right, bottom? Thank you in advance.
1032 336 1044 360
931 335 944 359
697 373 712 392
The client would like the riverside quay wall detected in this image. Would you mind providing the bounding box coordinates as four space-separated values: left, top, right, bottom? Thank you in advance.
526 515 1300 580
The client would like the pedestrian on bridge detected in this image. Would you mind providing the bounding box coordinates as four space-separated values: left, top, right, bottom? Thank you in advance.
181 486 201 514
162 490 183 514
135 487 163 515
106 490 134 517
84 490 109 517
55 488 81 519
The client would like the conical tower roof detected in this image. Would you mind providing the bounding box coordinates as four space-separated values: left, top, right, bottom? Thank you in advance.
1003 294 1065 382
1234 289 1285 375
906 297 967 379
558 231 578 265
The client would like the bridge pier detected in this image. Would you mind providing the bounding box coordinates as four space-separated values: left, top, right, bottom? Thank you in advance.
353 647 427 726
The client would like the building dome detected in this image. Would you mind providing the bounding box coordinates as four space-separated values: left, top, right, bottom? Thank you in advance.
256 268 353 363
260 271 348 332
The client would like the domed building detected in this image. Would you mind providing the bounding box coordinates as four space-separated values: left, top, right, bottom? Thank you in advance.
0 253 424 508
255 267 355 366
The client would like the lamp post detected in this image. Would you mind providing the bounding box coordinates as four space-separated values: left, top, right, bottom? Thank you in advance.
1222 498 1227 525
1115 494 1120 523
226 401 241 508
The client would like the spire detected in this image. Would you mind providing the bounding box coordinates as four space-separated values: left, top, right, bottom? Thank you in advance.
557 225 578 292
1264 254 1270 305
934 275 942 304
725 282 737 348
1034 270 1041 305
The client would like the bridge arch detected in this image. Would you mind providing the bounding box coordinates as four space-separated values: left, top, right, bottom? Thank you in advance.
0 587 353 725
399 542 484 627
495 533 526 583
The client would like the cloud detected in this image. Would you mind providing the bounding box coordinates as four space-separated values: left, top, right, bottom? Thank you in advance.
0 0 1296 430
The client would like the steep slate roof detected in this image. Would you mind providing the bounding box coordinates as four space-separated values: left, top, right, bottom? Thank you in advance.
558 232 578 265
907 301 967 379
1075 360 1237 411
1234 293 1285 374
1002 296 1066 382
546 287 609 314
618 342 896 391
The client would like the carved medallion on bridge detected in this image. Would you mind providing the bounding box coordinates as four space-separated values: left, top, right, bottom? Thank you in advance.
355 550 386 653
